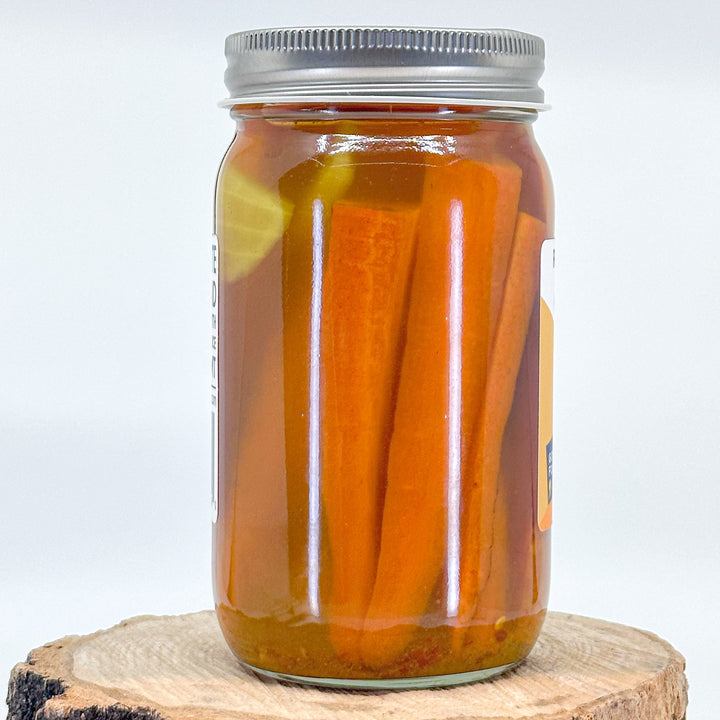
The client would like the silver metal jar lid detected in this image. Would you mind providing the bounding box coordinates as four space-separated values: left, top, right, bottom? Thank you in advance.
221 27 547 110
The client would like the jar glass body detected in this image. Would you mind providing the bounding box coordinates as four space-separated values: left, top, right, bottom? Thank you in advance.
213 105 553 688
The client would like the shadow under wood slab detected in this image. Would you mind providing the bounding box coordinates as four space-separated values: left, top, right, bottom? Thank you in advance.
6 611 687 720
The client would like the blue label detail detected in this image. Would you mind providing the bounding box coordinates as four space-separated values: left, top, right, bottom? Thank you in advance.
546 438 553 503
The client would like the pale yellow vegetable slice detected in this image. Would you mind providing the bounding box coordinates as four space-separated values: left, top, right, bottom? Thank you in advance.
218 164 294 281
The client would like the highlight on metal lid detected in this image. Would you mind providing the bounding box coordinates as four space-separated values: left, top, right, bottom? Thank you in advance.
221 27 548 110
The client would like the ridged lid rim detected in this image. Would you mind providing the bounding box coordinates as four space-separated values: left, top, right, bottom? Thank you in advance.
221 26 548 110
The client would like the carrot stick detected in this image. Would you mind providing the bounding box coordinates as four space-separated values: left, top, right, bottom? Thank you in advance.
360 158 521 669
226 325 289 612
510 302 540 618
224 242 288 612
218 242 285 611
519 302 551 616
321 202 419 664
462 466 510 660
455 212 546 651
279 147 355 616
467 329 534 657
492 123 555 231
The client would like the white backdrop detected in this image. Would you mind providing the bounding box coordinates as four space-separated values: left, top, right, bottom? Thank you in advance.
2 0 719 716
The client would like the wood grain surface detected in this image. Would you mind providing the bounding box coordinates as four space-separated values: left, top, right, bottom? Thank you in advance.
6 611 687 720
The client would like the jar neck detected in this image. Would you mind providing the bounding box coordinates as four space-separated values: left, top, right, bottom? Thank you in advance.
229 102 538 125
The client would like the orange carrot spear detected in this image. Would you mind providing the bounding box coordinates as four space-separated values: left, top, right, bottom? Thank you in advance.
279 147 355 617
467 329 534 656
321 202 419 664
505 303 540 621
360 157 521 669
455 211 546 651
226 324 289 613
224 242 289 613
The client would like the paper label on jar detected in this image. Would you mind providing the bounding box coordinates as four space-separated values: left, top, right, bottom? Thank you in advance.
538 238 554 531
211 236 219 524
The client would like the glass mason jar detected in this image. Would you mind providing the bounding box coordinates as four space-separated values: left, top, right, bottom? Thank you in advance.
212 27 554 689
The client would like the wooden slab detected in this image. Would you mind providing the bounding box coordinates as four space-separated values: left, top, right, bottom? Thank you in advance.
6 611 687 720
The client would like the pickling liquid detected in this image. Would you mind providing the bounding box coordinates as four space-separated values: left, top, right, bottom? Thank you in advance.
213 111 552 684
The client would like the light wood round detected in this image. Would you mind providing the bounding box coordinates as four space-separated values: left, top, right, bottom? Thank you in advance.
7 611 687 720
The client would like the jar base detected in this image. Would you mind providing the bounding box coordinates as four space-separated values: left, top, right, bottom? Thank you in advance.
243 660 522 690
